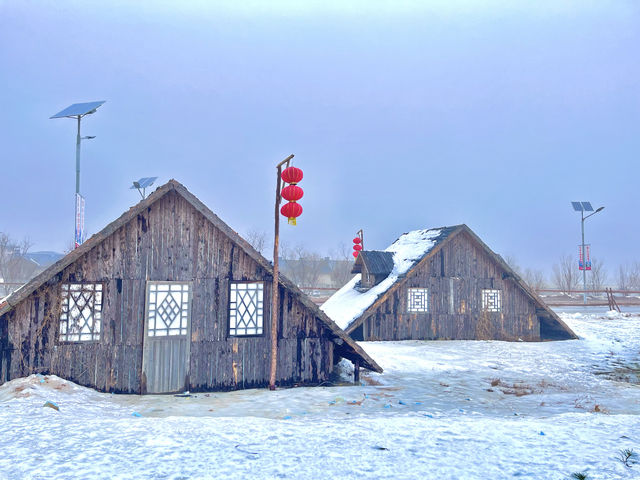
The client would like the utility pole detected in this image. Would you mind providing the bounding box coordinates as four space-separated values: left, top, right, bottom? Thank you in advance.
572 202 604 305
270 154 295 390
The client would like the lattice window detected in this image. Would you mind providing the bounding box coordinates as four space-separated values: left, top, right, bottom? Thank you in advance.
229 282 264 336
482 289 502 312
59 283 102 342
407 287 429 313
147 283 191 337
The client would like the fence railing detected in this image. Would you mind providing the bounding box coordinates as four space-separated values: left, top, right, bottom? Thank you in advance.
536 289 640 295
298 286 640 308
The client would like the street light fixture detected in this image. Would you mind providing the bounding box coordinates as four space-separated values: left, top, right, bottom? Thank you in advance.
50 101 105 247
571 201 605 304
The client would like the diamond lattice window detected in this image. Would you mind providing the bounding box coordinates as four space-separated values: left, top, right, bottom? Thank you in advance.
482 289 502 312
229 282 264 336
407 287 429 313
147 283 191 336
59 283 103 342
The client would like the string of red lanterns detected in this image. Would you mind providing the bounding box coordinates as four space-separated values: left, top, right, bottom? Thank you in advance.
353 233 363 258
280 166 304 225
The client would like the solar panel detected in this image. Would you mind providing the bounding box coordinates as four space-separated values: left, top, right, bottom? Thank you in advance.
50 101 106 119
581 202 594 211
130 177 158 189
571 202 583 211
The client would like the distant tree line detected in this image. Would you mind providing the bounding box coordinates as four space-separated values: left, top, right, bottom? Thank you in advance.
507 252 640 293
244 229 353 289
247 230 640 293
6 226 638 296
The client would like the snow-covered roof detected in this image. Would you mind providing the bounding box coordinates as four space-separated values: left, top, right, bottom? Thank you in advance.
321 226 458 330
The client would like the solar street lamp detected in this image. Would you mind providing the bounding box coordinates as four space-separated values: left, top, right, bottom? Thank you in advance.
571 202 605 304
131 177 158 199
50 101 105 247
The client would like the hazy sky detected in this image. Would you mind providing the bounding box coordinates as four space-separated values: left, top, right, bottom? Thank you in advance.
1 0 638 276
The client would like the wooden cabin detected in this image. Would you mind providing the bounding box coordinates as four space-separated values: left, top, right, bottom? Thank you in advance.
0 180 381 394
321 225 577 342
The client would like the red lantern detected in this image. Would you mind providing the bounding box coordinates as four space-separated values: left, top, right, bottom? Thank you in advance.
353 251 359 258
353 244 363 251
280 201 303 225
281 166 303 185
281 185 304 202
353 237 361 244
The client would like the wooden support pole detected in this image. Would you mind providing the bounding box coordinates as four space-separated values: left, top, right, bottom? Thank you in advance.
269 154 294 391
356 229 364 250
354 359 360 384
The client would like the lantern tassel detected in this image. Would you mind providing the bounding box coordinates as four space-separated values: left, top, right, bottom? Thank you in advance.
288 217 297 226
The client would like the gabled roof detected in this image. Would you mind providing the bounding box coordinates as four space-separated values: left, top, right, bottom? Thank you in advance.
321 224 577 340
321 226 458 329
352 251 395 276
0 180 382 373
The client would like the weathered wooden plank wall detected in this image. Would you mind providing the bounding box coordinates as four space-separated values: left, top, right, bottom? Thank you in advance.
0 190 334 392
361 231 540 341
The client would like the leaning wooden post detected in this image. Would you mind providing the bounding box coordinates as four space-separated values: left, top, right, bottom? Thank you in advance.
269 154 294 390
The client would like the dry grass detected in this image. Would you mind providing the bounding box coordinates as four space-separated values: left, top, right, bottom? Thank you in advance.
487 378 537 396
360 376 382 386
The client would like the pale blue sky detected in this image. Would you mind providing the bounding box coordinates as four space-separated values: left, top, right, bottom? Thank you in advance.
1 0 638 275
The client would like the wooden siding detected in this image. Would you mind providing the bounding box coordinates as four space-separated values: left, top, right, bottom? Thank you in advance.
358 230 542 341
0 190 335 393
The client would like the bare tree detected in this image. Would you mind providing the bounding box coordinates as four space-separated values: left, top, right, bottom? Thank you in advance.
503 254 545 291
589 258 607 292
618 265 632 291
522 268 546 291
502 254 522 276
328 242 355 288
631 262 640 290
245 229 268 256
279 244 326 288
552 254 579 294
618 262 640 291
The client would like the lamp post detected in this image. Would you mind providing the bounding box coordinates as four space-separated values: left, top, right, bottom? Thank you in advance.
51 101 105 247
571 202 604 304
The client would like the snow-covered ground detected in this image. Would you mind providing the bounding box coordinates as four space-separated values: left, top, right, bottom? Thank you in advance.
1 309 639 479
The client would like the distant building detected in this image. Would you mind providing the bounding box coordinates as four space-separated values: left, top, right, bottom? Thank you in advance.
0 180 380 393
24 251 64 268
321 225 576 342
0 251 63 298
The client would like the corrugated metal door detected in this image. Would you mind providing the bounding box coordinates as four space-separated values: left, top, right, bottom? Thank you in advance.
142 282 192 394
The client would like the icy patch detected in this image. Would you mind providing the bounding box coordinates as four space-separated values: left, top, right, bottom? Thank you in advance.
321 228 444 329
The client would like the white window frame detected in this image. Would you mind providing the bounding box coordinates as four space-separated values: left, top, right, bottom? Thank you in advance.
407 287 429 313
229 282 264 336
146 282 191 337
482 289 502 312
59 283 103 342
